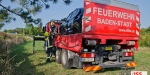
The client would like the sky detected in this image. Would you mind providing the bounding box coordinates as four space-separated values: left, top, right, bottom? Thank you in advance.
0 0 150 31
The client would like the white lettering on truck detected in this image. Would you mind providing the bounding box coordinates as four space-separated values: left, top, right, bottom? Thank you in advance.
97 18 132 27
93 7 135 28
93 7 135 20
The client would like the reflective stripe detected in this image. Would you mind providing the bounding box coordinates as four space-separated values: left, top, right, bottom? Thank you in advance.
47 38 49 46
48 46 53 48
45 37 53 48
83 66 101 72
45 38 48 40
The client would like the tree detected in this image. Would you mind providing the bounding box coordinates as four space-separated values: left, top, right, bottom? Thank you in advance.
140 28 147 35
3 29 7 33
16 27 24 34
146 26 150 33
0 0 72 29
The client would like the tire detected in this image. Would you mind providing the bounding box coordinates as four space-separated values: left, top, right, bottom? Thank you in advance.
61 49 71 69
56 48 61 64
72 21 81 33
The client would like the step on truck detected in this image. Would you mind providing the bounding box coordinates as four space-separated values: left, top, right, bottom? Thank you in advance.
45 0 140 72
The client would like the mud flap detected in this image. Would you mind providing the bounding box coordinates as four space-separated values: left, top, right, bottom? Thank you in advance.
73 55 83 69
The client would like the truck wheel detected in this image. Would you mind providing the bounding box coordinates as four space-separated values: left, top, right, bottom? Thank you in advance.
61 49 71 69
56 48 61 64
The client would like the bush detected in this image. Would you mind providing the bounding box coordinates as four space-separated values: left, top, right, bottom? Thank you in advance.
0 32 25 50
139 27 150 47
0 32 26 75
139 34 150 47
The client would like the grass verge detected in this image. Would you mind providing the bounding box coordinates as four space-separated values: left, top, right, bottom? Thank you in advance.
0 32 27 75
11 41 150 75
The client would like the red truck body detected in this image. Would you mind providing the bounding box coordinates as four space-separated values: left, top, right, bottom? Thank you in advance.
83 0 140 37
54 0 140 53
45 0 140 72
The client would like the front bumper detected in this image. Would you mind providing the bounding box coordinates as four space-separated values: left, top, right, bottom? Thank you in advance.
83 61 136 72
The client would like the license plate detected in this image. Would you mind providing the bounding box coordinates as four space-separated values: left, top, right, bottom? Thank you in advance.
81 58 94 62
105 46 112 50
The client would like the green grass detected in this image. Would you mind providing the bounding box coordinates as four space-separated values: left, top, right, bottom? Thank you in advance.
10 41 150 75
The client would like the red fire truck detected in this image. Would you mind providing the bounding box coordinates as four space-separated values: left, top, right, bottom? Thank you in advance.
34 0 140 72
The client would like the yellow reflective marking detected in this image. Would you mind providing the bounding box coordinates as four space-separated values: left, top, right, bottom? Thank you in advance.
126 63 130 67
93 66 99 71
85 66 92 72
105 46 112 50
132 63 136 67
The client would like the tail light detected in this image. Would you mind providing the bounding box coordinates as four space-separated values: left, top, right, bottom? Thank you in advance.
81 53 96 58
126 61 137 68
124 52 134 57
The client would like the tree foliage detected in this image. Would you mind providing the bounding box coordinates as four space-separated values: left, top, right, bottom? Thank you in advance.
0 0 72 29
4 23 43 36
139 27 150 47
